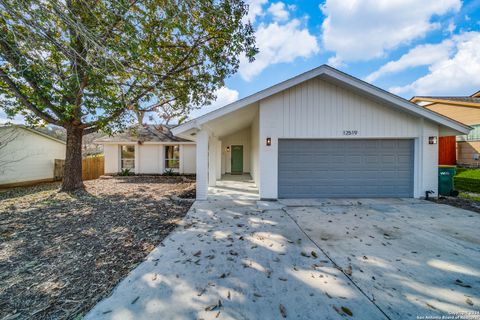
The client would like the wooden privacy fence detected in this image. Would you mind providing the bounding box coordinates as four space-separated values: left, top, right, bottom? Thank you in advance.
54 156 105 181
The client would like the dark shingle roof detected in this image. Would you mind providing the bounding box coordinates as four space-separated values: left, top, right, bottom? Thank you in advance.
95 124 192 143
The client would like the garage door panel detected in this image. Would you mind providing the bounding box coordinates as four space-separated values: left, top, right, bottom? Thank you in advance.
278 139 414 198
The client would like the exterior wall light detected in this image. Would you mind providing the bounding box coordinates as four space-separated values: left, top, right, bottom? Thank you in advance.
226 146 230 152
266 137 272 146
428 136 437 144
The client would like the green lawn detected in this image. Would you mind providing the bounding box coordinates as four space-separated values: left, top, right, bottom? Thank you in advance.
454 168 480 193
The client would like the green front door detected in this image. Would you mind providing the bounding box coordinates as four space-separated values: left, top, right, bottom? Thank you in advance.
231 145 243 174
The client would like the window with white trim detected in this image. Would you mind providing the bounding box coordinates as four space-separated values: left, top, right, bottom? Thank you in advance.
120 145 135 170
165 145 180 169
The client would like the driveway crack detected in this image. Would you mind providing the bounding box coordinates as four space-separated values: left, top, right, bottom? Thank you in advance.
281 207 392 320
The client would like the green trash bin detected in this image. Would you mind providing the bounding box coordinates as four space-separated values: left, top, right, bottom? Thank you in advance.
438 166 456 196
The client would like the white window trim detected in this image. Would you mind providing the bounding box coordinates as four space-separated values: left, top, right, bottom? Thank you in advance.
164 144 180 171
120 145 135 171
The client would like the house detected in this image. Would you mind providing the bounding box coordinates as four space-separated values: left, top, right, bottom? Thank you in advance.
95 125 196 175
411 91 480 167
171 65 471 200
0 125 66 187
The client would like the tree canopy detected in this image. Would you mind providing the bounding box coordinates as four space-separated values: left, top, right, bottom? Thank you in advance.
0 0 257 190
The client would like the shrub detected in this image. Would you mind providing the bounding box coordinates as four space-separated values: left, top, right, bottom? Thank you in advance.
163 168 179 176
119 168 133 176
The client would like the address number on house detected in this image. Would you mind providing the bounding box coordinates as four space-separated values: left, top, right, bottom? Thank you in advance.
343 130 358 136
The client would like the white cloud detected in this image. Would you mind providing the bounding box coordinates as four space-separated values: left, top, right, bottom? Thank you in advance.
446 21 456 34
389 32 480 96
244 0 268 24
321 0 461 64
188 87 239 119
365 40 455 82
239 19 319 81
267 2 289 21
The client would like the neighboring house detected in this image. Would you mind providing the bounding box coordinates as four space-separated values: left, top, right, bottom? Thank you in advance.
95 125 196 175
172 65 471 200
0 125 66 187
411 91 480 167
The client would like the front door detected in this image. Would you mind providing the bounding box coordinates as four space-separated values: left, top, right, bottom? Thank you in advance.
231 145 243 175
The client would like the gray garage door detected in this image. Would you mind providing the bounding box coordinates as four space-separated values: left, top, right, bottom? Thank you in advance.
278 139 414 198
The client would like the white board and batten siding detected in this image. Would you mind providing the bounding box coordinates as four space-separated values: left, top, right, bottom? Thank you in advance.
0 127 66 186
258 78 439 199
103 143 196 175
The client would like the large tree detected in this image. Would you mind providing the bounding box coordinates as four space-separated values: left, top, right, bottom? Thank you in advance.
0 0 256 190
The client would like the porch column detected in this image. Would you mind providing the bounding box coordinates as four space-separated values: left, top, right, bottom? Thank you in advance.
196 129 209 200
216 140 222 180
208 136 217 187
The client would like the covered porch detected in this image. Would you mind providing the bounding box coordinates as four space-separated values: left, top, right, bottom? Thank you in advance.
208 174 259 200
174 101 260 200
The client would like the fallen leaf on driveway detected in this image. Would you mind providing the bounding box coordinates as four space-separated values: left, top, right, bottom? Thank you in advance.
333 306 344 316
279 304 287 318
131 296 139 305
345 265 352 276
341 306 353 316
455 279 472 288
205 300 222 312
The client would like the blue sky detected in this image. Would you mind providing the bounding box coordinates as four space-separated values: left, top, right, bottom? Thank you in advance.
189 0 480 118
2 0 480 123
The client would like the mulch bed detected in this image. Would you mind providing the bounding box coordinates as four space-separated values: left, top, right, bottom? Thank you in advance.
428 196 480 214
0 176 195 320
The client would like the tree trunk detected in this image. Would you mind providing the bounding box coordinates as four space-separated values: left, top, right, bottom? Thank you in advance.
61 125 84 191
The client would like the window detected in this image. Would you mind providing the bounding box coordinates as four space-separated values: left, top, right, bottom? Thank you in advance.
120 145 135 170
165 145 180 169
458 124 480 141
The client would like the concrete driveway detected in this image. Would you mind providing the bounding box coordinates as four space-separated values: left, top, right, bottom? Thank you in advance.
86 182 480 320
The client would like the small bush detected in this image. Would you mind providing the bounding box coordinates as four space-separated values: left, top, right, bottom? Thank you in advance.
119 168 133 176
163 168 179 176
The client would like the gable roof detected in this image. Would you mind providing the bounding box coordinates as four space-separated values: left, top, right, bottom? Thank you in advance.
0 124 66 145
411 96 480 108
411 90 480 108
172 65 471 136
95 124 192 143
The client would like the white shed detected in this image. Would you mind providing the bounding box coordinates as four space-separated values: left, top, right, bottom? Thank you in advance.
0 125 66 187
172 65 471 200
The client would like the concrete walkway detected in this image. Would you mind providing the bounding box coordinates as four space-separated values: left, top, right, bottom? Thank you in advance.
85 180 480 320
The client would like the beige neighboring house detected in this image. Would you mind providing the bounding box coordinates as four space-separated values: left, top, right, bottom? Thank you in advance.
0 125 66 187
411 91 480 167
95 125 196 175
